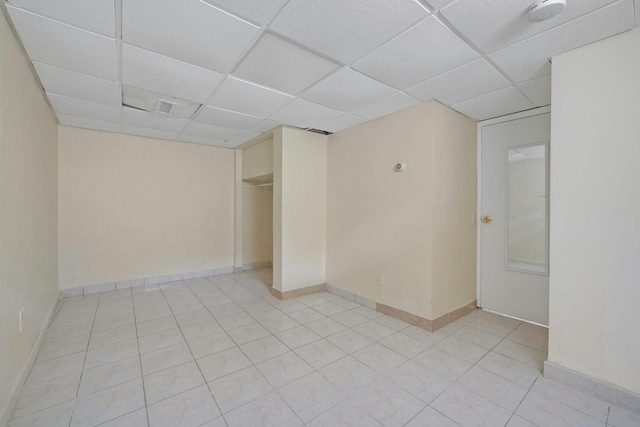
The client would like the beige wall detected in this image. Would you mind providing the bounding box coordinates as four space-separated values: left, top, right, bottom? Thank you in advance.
243 137 273 180
326 101 476 320
0 11 59 422
58 127 234 289
549 28 640 395
242 183 272 265
430 102 478 319
273 127 327 292
242 137 274 266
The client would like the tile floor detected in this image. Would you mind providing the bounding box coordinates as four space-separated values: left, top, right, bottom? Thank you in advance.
7 268 640 426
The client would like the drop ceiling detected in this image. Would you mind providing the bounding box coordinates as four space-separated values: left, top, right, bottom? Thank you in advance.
3 0 638 148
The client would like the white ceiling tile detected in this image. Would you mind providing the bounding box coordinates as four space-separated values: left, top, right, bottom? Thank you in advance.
249 119 282 133
353 16 478 89
6 6 117 80
422 0 449 9
177 134 226 147
122 107 190 132
195 106 262 129
224 140 248 148
269 0 429 63
121 125 178 141
450 86 534 121
57 114 120 133
122 44 224 104
225 130 261 146
233 32 340 95
202 0 288 25
441 0 618 54
6 0 116 37
489 0 635 83
208 76 294 117
49 94 121 123
122 0 259 73
182 121 242 140
33 62 121 106
269 99 343 129
301 68 396 112
353 92 421 120
318 114 368 133
405 59 510 105
518 74 551 107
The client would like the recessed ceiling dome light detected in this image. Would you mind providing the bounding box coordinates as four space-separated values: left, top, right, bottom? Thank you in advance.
528 0 566 22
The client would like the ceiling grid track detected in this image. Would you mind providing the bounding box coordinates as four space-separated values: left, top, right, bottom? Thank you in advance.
3 0 635 143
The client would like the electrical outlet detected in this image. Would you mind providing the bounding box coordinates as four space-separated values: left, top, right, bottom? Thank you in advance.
19 307 24 333
188 249 192 256
377 274 385 286
96 246 103 256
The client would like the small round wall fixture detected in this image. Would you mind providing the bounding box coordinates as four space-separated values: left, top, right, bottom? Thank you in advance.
528 0 566 22
395 162 406 172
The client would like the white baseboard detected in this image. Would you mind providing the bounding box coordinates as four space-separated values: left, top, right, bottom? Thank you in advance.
242 261 273 271
544 360 640 415
325 283 376 309
1 291 60 426
59 266 234 298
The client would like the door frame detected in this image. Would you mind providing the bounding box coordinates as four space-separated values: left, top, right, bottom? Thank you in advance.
476 106 552 310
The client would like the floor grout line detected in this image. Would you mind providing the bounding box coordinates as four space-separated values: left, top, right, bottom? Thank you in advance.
130 285 152 427
158 279 225 423
19 269 607 427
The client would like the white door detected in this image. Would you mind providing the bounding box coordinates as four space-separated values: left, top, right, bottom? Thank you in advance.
479 110 550 325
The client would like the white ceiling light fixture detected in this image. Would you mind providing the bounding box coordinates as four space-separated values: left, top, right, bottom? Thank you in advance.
528 0 566 23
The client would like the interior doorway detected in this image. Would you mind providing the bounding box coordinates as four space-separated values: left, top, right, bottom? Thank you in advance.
477 107 551 326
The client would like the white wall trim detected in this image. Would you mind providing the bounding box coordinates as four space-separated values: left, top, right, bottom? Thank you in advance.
325 283 377 310
544 360 640 415
59 266 234 298
242 261 272 271
1 291 60 426
476 106 552 308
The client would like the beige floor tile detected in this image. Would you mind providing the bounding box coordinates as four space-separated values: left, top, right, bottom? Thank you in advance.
208 366 273 413
405 406 460 426
223 392 302 427
354 378 426 426
147 384 220 427
140 342 194 376
515 390 603 427
19 276 623 427
7 400 74 427
197 347 251 382
386 361 452 403
239 335 289 364
431 383 512 427
276 325 321 349
71 378 145 426
143 360 205 404
11 374 80 419
279 372 345 422
255 351 314 389
412 347 472 380
319 356 380 396
295 339 347 369
79 356 141 396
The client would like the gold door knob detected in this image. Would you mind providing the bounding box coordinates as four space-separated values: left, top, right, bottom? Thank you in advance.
482 216 492 224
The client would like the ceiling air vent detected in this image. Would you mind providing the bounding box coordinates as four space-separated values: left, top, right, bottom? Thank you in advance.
156 99 175 114
306 128 333 135
122 85 201 119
